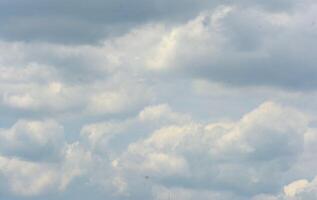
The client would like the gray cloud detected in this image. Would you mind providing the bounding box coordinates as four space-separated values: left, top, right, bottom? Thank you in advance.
0 0 299 44
142 3 317 90
0 0 217 44
1 0 317 199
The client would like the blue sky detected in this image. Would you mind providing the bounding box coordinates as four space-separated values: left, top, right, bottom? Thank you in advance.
1 0 317 199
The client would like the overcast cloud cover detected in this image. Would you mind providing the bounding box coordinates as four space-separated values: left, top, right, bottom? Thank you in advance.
1 0 317 199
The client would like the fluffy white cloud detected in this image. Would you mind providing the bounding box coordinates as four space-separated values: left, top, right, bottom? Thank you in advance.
283 177 317 200
0 72 152 117
80 120 129 153
0 143 93 197
284 179 310 197
138 104 191 124
85 80 152 115
0 101 316 199
0 39 155 117
0 156 59 196
254 176 317 200
0 120 64 161
115 102 309 197
0 120 93 197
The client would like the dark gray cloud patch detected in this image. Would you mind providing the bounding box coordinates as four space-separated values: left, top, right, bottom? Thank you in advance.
0 0 219 44
0 0 298 44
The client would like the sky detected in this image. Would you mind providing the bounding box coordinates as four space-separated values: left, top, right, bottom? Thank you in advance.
1 0 317 199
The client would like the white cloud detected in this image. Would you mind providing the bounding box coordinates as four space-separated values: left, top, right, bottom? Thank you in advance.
256 176 317 200
0 101 315 199
116 102 309 196
0 142 93 197
0 39 155 116
59 142 93 190
0 156 59 196
85 81 152 115
80 120 129 153
138 104 191 124
0 120 65 161
0 121 93 197
0 1 317 199
284 179 310 197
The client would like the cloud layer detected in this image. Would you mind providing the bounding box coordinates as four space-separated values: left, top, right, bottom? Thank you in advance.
1 0 317 199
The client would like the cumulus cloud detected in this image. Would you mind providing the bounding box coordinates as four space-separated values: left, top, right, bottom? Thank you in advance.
0 143 92 197
1 0 317 199
0 101 316 199
0 121 92 197
0 120 64 161
141 3 317 90
112 102 310 197
254 176 317 200
284 179 310 197
0 39 157 118
0 156 59 196
85 80 152 115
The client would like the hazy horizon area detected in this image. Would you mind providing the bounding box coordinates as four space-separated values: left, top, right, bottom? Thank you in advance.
1 0 317 199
